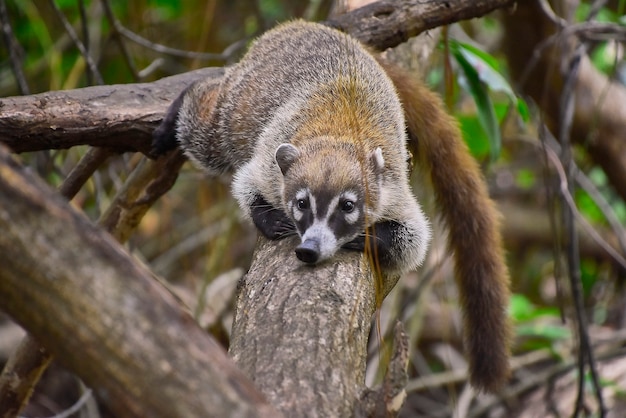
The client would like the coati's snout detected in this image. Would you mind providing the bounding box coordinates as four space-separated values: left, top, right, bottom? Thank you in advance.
295 238 321 263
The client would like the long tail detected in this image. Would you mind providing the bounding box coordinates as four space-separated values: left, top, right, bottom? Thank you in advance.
380 59 511 392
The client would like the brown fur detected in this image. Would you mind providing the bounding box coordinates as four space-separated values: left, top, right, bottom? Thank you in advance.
379 60 512 392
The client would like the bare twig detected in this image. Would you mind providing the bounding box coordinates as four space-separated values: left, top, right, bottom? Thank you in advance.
98 150 186 243
537 0 568 27
471 334 626 417
99 0 243 63
558 37 606 417
49 387 93 418
99 0 139 80
574 171 626 256
518 20 626 89
77 0 93 85
58 147 114 199
357 321 410 416
47 0 104 85
0 0 30 94
0 335 54 418
533 140 626 269
519 132 626 262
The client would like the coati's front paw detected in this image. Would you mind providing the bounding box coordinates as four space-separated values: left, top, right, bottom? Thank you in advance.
342 221 400 265
250 195 295 240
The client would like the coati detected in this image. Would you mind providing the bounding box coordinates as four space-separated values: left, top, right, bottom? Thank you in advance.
152 20 511 392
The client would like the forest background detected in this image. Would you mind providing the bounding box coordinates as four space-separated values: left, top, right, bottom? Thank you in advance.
1 0 626 417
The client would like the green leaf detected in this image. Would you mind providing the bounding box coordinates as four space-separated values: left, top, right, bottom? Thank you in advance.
453 42 501 72
457 114 490 159
509 294 561 322
452 45 501 161
591 42 621 74
509 294 535 321
516 97 530 122
454 41 517 103
516 169 536 190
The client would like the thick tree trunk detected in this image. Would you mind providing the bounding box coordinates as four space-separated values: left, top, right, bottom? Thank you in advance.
0 145 277 418
230 237 377 417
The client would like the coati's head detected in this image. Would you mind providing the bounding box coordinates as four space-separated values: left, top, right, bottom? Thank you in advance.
274 139 384 264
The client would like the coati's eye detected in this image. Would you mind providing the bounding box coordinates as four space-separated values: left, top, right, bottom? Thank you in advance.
297 198 310 210
341 200 355 213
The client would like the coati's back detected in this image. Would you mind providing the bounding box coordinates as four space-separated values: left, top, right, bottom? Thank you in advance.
178 21 407 180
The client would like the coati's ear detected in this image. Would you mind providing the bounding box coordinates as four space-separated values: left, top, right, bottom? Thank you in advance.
369 147 385 175
275 143 300 176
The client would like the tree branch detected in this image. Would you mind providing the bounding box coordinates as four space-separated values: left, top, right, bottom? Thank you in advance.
326 0 517 51
230 237 379 416
0 68 223 155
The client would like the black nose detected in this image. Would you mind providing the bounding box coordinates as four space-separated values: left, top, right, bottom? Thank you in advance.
295 239 320 264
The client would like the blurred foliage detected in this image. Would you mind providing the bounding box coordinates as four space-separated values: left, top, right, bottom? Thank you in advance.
576 1 626 78
510 294 570 353
2 0 626 415
1 0 332 94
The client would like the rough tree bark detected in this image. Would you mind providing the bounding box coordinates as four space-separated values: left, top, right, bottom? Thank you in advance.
230 238 377 417
0 68 223 155
0 0 519 416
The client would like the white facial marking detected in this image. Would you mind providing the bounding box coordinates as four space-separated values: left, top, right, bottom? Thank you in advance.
309 194 317 218
295 189 308 201
343 191 358 202
326 195 340 219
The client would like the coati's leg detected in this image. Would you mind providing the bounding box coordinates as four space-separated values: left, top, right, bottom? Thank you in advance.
151 78 227 175
151 85 192 157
